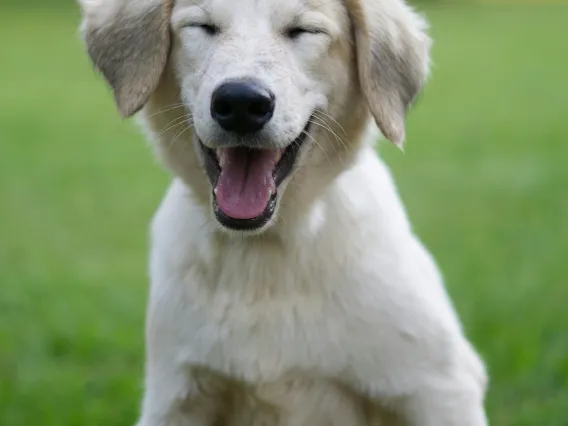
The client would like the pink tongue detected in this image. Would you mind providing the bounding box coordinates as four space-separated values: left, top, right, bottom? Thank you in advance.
215 147 278 220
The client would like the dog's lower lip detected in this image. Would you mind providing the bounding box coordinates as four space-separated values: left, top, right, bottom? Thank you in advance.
212 192 278 231
199 117 312 230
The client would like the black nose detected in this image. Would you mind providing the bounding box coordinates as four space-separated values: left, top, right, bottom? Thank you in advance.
211 80 275 134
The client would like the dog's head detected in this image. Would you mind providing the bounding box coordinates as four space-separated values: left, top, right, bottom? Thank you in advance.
79 0 430 234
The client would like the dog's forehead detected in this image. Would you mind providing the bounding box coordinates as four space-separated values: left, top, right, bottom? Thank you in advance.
174 0 344 19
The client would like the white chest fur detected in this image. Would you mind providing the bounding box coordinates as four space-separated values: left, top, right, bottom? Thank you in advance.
148 154 463 400
142 154 487 426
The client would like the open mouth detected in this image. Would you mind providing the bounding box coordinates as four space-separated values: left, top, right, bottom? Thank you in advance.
200 121 311 231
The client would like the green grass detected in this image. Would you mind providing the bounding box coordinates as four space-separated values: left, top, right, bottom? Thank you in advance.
1 4 567 426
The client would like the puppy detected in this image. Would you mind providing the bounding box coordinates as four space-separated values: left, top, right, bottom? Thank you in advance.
78 0 489 424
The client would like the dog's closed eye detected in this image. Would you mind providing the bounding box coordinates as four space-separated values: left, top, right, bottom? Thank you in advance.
285 26 326 40
184 22 219 36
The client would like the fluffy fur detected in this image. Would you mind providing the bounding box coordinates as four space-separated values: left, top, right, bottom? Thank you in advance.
78 0 489 424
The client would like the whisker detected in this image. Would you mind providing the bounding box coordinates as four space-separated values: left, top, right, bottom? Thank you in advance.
147 103 189 118
310 114 349 150
169 123 194 151
158 116 192 138
311 111 350 155
275 210 288 226
302 129 332 167
309 117 350 155
309 116 335 135
313 110 347 137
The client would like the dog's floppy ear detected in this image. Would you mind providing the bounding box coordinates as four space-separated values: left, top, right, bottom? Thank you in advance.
78 0 173 117
346 0 431 146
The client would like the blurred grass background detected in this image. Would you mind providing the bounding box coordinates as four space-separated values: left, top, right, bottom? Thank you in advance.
1 1 567 425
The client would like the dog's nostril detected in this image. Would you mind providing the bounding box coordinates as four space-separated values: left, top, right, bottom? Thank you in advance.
211 79 275 134
214 100 233 117
249 99 272 117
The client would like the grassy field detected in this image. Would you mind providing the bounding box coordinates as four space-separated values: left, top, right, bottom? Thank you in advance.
1 4 567 426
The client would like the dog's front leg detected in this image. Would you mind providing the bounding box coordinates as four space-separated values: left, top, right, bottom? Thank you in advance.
135 304 219 426
392 378 488 426
135 358 217 426
401 341 489 426
361 377 488 426
362 353 489 426
349 327 489 426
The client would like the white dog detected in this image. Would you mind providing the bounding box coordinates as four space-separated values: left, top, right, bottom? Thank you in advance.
79 0 489 424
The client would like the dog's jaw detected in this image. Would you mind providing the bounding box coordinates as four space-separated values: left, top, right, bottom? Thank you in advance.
196 119 312 232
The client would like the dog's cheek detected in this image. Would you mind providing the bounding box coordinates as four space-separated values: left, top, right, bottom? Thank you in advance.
314 45 354 115
171 44 199 100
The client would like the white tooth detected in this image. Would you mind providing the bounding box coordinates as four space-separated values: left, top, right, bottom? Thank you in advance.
214 187 218 196
217 149 226 168
275 150 283 163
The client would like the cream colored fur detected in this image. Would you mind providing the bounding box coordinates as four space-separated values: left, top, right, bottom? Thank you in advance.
78 0 489 424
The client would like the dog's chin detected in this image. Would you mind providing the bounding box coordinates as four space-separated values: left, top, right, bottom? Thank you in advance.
197 120 312 233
